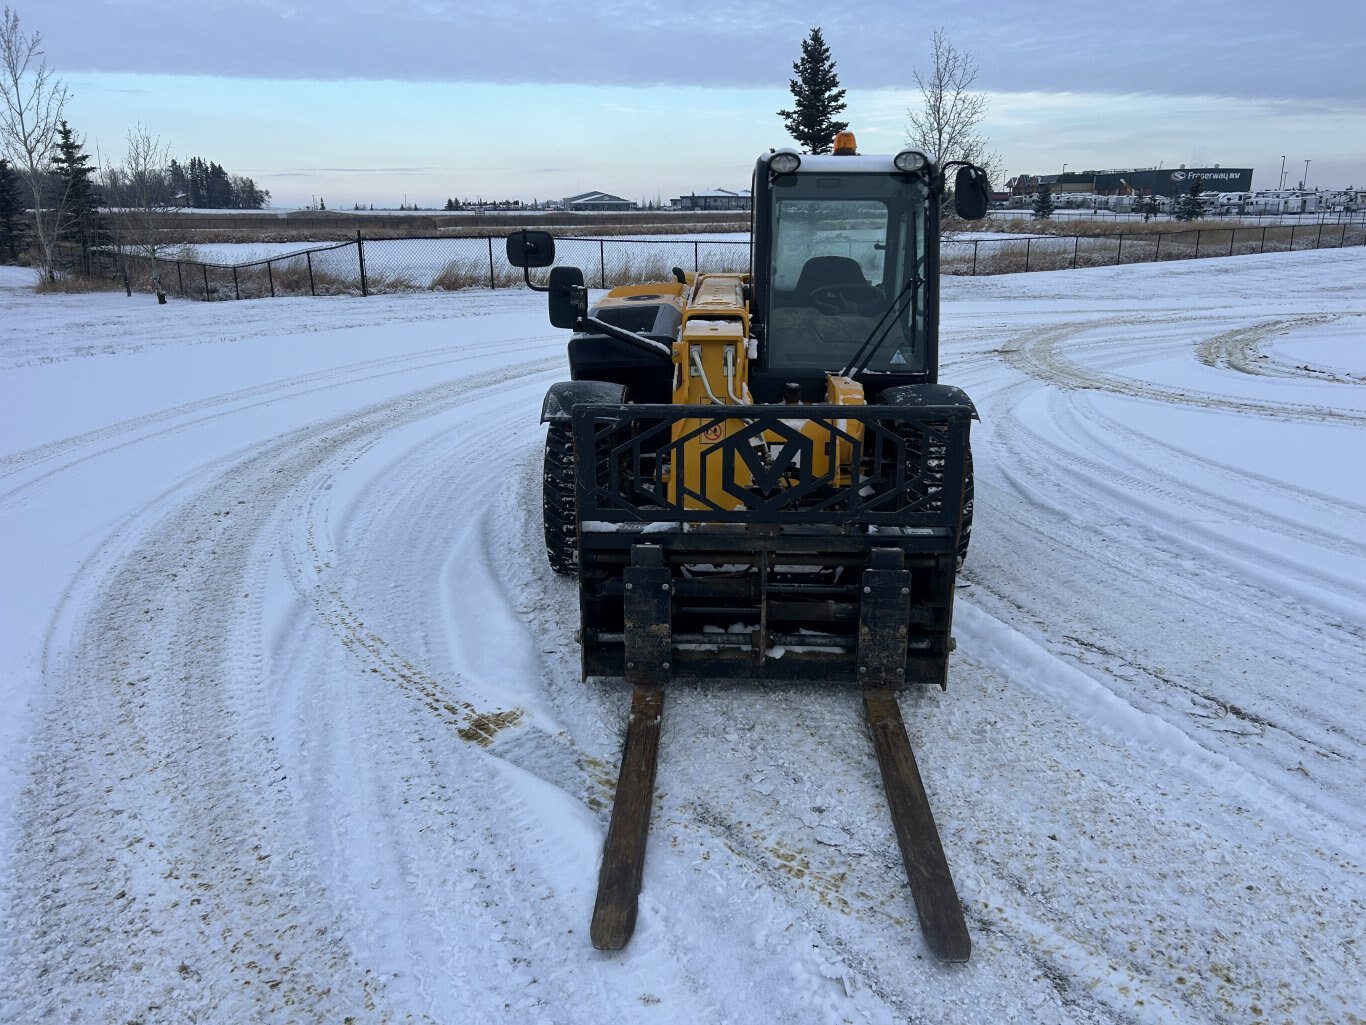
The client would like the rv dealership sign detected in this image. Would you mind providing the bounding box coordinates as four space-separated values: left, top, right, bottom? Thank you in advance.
1171 170 1246 183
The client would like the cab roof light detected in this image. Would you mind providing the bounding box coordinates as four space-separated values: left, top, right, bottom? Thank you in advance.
833 131 858 155
770 149 801 174
894 149 930 173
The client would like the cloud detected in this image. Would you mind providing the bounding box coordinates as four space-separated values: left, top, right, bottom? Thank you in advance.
39 0 1364 103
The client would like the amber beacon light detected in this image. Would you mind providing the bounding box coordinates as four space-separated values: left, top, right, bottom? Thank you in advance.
833 131 858 155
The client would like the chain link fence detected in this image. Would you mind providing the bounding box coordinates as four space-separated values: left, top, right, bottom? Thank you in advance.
943 221 1366 275
108 233 752 301
95 222 1366 301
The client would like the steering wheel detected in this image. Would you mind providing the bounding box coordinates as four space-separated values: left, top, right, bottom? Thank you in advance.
809 282 883 316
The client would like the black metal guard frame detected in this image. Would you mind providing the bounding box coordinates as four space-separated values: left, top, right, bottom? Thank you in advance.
570 402 972 687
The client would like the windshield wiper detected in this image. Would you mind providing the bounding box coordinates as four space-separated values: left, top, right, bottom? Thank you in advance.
839 274 923 378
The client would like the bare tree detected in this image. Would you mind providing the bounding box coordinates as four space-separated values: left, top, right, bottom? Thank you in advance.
906 29 998 184
103 123 174 300
0 6 69 280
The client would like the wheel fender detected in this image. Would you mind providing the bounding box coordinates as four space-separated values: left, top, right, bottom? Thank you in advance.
540 380 630 424
875 383 979 421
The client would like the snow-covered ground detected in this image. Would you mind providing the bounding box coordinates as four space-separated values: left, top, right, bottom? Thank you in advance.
1 250 1364 1024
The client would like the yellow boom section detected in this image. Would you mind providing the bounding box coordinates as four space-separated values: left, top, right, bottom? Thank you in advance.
667 273 865 509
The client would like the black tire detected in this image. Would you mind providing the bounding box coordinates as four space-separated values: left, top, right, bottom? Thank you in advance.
957 445 974 567
543 423 578 575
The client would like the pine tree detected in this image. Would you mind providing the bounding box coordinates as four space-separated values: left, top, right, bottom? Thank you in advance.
168 159 188 205
1174 176 1206 221
0 156 27 263
1031 182 1054 220
205 162 231 208
49 120 106 273
778 27 849 154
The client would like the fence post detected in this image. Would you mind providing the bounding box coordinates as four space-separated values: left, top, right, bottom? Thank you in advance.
971 240 978 276
1156 233 1162 260
1289 224 1296 252
1115 234 1122 266
1025 238 1032 273
1261 226 1267 254
1342 224 1348 248
307 251 315 295
1195 230 1201 258
1316 223 1324 250
233 266 240 300
1072 235 1079 268
202 264 209 299
176 261 184 297
694 240 700 272
599 239 606 288
488 236 496 288
1228 231 1235 257
357 230 368 296
267 260 275 298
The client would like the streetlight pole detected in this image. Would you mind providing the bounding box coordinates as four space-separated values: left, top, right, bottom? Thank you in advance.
1303 159 1311 189
1279 155 1286 191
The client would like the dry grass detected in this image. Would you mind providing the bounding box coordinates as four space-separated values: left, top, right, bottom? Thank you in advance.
430 257 524 290
103 216 748 246
33 271 126 293
973 215 1268 238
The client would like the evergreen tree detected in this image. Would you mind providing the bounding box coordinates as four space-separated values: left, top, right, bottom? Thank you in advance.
778 27 849 154
1031 182 1054 220
1174 176 1206 221
49 120 106 273
0 156 27 263
318 196 325 210
168 159 188 205
204 161 231 208
172 157 266 208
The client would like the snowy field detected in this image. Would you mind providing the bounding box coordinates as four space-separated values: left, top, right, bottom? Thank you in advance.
1 250 1364 1024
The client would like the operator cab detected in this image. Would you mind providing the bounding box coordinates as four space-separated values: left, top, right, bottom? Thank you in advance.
748 136 988 402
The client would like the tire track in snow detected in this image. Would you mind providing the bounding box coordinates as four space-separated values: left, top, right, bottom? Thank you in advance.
2 357 562 1024
258 365 770 1020
1003 317 1366 424
1195 312 1366 382
0 336 549 507
969 385 1366 826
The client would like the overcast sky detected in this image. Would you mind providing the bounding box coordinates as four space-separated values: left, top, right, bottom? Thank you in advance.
28 0 1366 207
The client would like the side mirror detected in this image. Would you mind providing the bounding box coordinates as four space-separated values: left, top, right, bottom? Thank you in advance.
506 229 555 268
953 165 991 221
548 266 587 329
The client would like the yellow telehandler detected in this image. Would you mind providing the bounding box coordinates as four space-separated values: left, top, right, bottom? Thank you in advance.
508 133 990 961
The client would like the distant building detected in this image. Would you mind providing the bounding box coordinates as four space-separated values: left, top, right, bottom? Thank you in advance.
1010 166 1255 198
563 191 636 212
672 188 752 212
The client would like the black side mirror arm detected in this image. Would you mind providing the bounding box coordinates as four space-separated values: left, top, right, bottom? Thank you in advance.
942 161 991 220
507 229 557 290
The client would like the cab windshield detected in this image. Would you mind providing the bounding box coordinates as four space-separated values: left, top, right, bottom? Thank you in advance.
765 172 928 375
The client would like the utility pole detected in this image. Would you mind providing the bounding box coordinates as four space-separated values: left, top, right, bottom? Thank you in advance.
1303 159 1311 189
1279 155 1286 191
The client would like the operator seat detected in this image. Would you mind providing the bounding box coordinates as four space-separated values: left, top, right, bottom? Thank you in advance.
794 255 865 300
